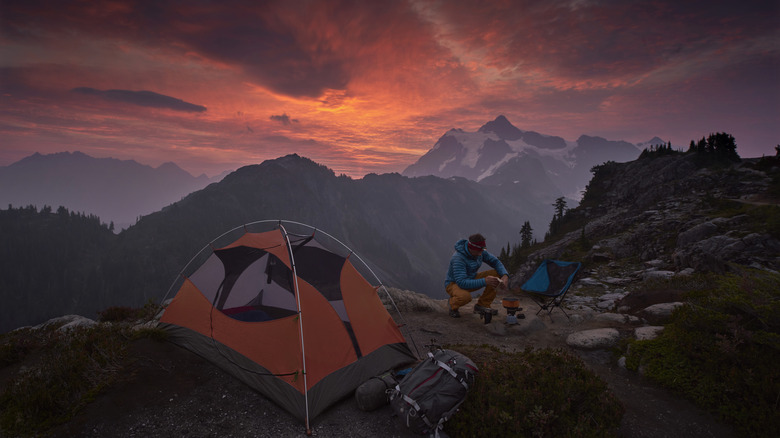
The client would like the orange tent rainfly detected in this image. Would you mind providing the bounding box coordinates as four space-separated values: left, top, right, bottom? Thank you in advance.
158 220 417 433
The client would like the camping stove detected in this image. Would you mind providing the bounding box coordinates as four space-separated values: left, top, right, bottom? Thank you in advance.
501 297 523 324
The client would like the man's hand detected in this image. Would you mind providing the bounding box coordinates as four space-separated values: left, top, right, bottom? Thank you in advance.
486 276 501 287
499 275 509 289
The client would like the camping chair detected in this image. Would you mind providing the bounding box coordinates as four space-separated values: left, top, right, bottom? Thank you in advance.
521 259 582 320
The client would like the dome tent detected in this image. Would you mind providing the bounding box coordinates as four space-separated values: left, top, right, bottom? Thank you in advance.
158 220 417 434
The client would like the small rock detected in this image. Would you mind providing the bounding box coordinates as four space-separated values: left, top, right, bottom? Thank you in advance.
597 300 615 309
604 277 631 285
132 320 159 332
600 292 627 301
642 270 675 280
676 268 696 276
568 314 585 324
644 259 665 268
578 277 604 287
595 313 628 324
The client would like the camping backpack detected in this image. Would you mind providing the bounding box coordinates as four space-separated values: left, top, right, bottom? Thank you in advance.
389 348 478 437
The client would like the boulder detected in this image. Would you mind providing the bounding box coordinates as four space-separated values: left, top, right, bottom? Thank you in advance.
677 222 718 247
566 328 620 349
640 302 684 323
635 326 664 341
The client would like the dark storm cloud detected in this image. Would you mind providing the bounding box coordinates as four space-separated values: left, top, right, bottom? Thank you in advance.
434 0 779 82
0 0 419 99
270 113 299 125
71 88 207 112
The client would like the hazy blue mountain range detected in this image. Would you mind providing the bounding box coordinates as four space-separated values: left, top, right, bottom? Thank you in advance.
0 151 221 230
0 154 554 331
403 115 647 199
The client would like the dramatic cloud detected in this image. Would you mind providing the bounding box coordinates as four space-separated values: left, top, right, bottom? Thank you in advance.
0 0 777 177
71 88 207 112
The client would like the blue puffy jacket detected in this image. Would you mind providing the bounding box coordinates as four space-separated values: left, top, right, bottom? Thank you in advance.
445 239 508 289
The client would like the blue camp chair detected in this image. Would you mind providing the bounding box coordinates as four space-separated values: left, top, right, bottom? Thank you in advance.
521 259 582 319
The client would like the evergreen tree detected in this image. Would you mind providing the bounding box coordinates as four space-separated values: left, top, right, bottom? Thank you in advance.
689 132 740 163
553 197 567 220
707 132 740 162
520 221 533 248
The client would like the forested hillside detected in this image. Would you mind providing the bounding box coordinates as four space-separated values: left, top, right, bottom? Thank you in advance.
1 154 552 331
0 206 116 331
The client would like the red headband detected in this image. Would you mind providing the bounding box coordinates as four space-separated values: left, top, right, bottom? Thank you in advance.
467 240 486 251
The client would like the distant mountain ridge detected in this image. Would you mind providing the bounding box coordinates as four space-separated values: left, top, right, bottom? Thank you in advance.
403 115 646 199
0 151 220 230
112 154 552 303
0 154 555 330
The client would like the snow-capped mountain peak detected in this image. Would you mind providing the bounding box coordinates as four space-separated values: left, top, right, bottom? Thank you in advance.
403 115 642 201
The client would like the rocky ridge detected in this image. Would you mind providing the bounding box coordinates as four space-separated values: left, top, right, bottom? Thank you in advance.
503 152 779 356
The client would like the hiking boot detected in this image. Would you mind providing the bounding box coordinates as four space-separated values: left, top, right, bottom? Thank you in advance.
449 309 461 318
473 305 498 315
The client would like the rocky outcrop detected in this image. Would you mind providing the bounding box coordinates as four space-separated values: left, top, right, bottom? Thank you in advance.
511 155 779 289
383 287 444 313
26 314 97 333
505 154 779 352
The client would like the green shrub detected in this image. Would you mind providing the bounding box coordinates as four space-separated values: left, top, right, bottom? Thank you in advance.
0 329 41 367
446 345 623 437
97 300 162 324
0 324 128 437
131 326 169 342
138 299 163 321
97 305 138 322
98 306 138 322
625 270 780 437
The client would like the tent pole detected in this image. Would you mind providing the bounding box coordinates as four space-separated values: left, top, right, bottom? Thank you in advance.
279 223 312 435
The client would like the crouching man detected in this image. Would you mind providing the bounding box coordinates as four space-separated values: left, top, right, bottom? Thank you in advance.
445 233 509 318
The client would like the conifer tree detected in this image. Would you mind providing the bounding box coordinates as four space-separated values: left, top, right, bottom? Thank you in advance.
520 221 533 248
553 197 567 220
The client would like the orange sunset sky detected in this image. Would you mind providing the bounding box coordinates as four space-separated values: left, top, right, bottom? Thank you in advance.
1 0 778 178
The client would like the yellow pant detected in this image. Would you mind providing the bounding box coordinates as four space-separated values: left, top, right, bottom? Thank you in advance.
446 269 498 311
